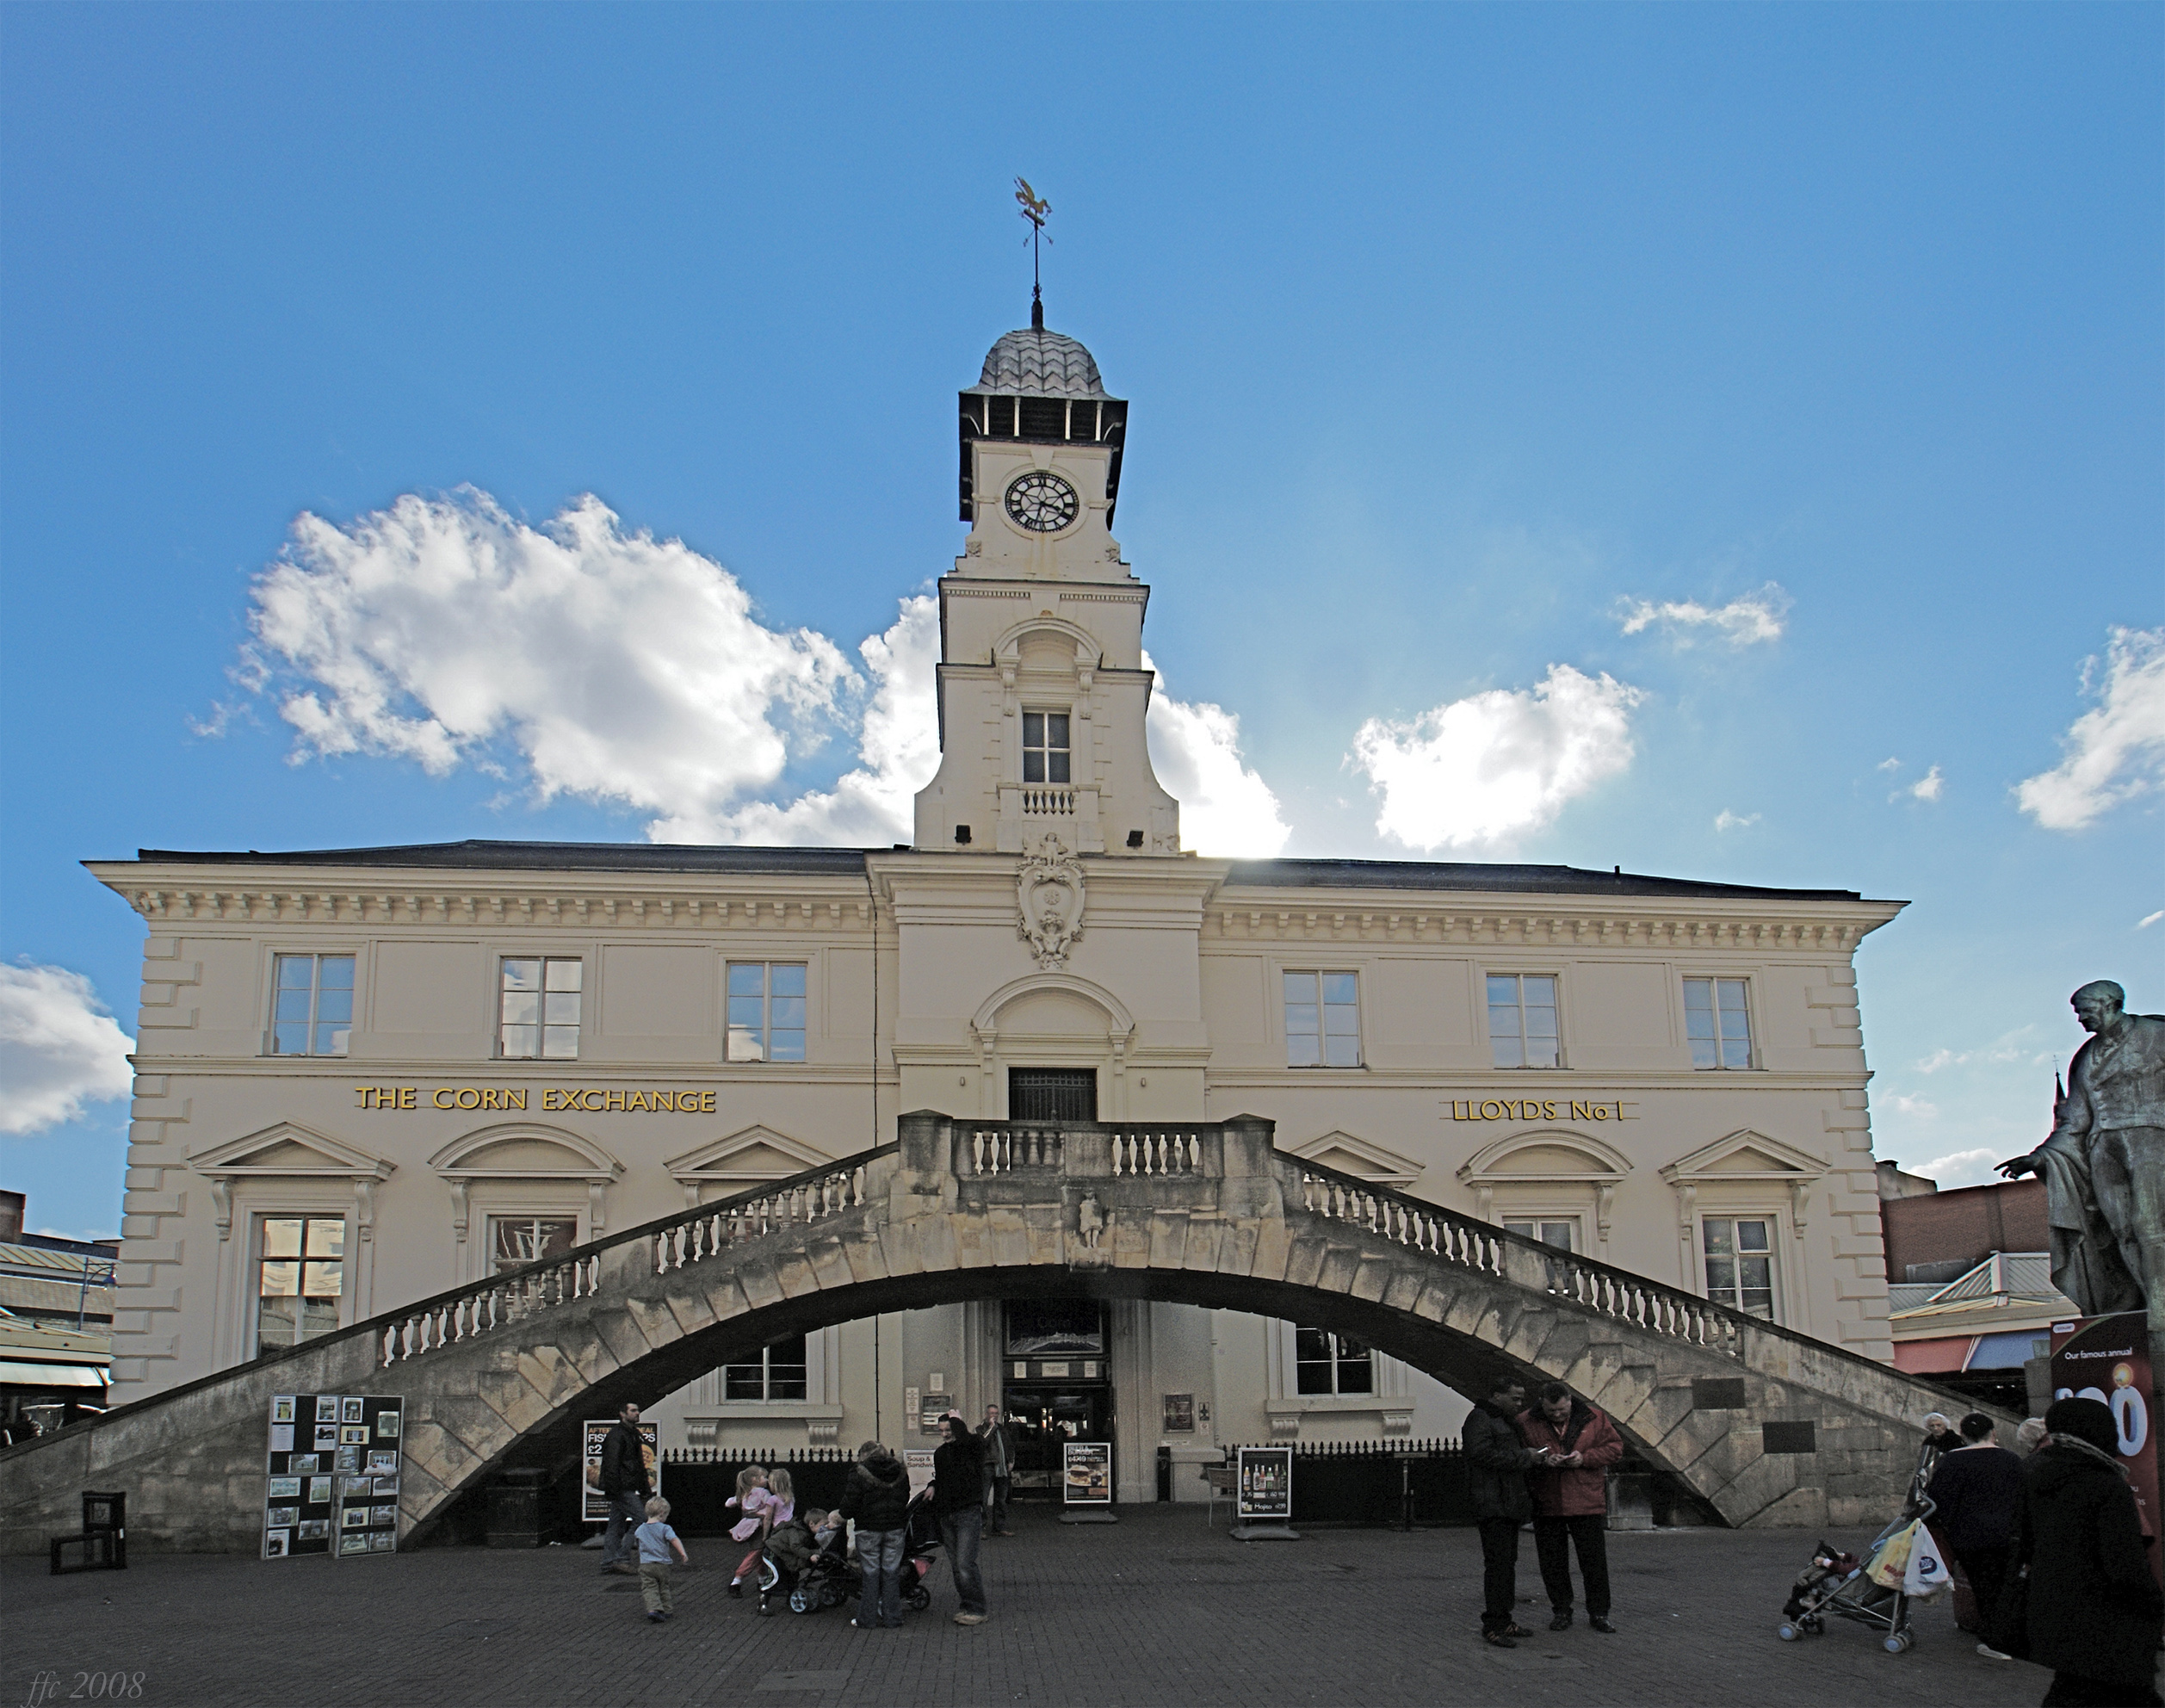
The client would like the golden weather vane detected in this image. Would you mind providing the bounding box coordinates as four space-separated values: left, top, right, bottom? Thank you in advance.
1015 176 1051 328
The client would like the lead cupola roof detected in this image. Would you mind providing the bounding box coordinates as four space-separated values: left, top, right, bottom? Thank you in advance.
965 327 1111 399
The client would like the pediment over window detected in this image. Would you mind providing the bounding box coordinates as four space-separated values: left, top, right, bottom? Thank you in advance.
665 1127 832 1185
1661 1129 1828 1183
189 1122 394 1181
1457 1129 1633 1183
428 1124 622 1181
1288 1131 1426 1187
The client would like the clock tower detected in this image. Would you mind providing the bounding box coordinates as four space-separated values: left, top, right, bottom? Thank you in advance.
912 324 1181 856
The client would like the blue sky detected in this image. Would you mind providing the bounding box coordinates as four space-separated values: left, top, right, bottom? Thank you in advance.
2 3 2158 1238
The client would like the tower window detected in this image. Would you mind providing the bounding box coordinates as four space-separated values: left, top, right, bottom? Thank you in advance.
1018 397 1067 439
1022 712 1071 784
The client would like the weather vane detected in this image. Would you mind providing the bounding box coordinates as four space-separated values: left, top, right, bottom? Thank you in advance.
1015 176 1050 329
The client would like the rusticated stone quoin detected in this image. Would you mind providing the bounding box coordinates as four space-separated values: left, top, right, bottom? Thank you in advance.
0 1114 1995 1553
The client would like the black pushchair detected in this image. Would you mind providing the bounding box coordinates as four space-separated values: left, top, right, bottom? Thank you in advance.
766 1488 942 1617
1776 1445 1942 1655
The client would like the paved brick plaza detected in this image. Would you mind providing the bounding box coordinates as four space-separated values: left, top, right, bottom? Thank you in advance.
9 1507 2045 1708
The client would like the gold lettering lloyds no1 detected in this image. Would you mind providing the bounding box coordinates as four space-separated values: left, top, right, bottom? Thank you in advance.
1444 1098 1636 1123
353 1086 718 1114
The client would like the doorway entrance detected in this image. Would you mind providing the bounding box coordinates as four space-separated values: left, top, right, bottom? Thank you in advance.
1000 1384 1115 1501
1008 1068 1096 1122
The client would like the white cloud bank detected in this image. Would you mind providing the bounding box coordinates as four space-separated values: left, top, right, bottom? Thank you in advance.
1351 665 1644 851
236 489 1290 854
1614 582 1791 647
2015 626 2165 831
1142 663 1292 857
1714 809 1760 832
0 964 134 1137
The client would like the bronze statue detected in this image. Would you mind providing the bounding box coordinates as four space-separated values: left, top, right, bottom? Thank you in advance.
1999 981 2165 1331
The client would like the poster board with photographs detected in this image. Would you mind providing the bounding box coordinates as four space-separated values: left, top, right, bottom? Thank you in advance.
1236 1445 1292 1522
264 1393 403 1560
1062 1439 1112 1506
581 1417 661 1524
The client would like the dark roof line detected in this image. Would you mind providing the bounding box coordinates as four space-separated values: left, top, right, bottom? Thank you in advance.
125 839 878 876
107 839 1885 904
1221 857 1871 904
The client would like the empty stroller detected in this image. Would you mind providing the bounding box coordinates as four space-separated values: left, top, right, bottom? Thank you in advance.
1776 1445 1942 1655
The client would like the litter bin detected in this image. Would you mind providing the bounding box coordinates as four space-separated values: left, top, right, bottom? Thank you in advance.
486 1469 551 1548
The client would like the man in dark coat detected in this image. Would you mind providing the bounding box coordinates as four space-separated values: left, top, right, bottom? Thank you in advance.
931 1412 988 1624
977 1404 1019 1537
1464 1377 1543 1648
1517 1381 1625 1633
596 1401 653 1576
2011 1396 2162 1705
1923 1410 2026 1658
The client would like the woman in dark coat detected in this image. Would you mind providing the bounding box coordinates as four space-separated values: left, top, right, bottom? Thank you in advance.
2008 1396 2162 1706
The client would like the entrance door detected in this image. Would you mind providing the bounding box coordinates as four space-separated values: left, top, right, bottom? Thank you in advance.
999 1384 1115 1501
1009 1068 1097 1121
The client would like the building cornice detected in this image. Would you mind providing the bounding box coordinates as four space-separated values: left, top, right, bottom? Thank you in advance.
1201 897 1902 953
85 863 880 931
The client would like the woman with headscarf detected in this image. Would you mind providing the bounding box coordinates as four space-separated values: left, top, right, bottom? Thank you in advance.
2006 1396 2162 1706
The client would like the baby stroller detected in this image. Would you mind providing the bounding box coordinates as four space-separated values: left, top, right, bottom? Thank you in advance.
1776 1448 1941 1655
770 1487 943 1616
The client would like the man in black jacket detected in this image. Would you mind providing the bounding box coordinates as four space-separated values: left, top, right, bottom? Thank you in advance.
1463 1377 1543 1648
833 1440 913 1629
931 1413 988 1624
596 1402 652 1576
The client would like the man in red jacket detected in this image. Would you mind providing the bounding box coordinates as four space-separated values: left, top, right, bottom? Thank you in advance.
1516 1381 1624 1633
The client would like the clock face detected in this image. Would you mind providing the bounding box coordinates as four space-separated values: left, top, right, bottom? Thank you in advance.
1004 471 1079 533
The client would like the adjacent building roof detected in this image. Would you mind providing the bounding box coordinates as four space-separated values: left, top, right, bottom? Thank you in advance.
111 841 1887 905
966 328 1111 399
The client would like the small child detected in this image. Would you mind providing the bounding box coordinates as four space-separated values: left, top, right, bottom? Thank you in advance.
634 1496 687 1624
725 1464 771 1599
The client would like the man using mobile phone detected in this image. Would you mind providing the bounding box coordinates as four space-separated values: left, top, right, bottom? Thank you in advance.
1516 1382 1624 1633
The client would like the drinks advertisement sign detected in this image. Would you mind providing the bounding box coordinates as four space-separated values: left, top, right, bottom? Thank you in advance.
2049 1313 2160 1583
1236 1445 1292 1522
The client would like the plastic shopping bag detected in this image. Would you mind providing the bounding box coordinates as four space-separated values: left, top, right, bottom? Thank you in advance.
1867 1519 1919 1588
1902 1524 1954 1599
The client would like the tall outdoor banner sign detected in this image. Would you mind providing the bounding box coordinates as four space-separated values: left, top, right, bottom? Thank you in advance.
2050 1313 2161 1585
581 1418 660 1524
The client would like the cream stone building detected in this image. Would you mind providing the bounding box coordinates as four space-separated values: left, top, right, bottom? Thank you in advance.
88 317 1902 1505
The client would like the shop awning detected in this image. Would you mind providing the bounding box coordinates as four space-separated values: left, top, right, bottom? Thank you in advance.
0 1360 108 1389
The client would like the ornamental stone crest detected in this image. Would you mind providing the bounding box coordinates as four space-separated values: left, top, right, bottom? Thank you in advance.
1018 832 1086 968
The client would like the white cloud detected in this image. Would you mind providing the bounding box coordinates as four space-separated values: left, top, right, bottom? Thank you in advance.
1906 765 1944 802
0 963 134 1137
1141 660 1291 857
1885 1092 1940 1120
2014 626 2165 830
1351 665 1644 851
1613 581 1791 647
1913 1147 2006 1189
232 488 1293 855
2140 910 2163 930
654 595 941 845
1877 756 1902 773
1913 1027 2038 1075
1714 809 1760 832
240 489 856 835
